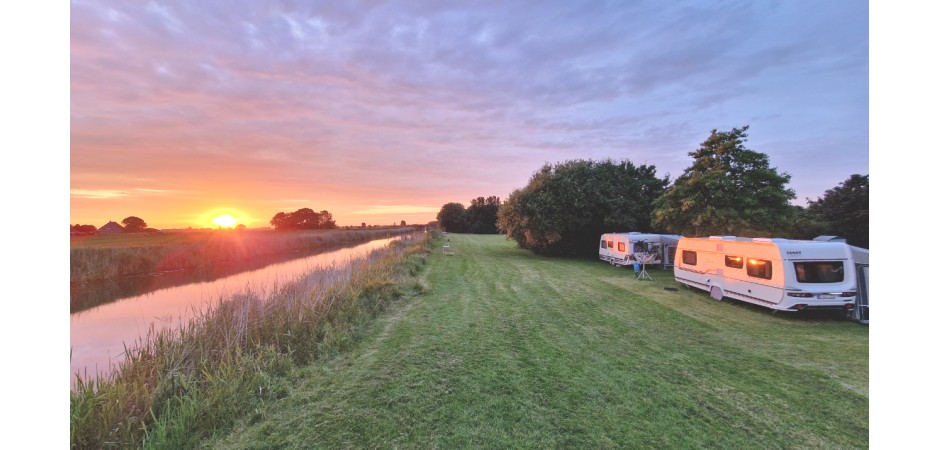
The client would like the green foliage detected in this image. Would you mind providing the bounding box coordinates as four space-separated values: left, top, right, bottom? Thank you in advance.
652 126 796 237
497 159 669 256
122 216 148 233
805 174 869 248
436 197 502 234
270 208 337 230
436 202 467 232
785 205 828 241
71 224 98 235
465 196 501 234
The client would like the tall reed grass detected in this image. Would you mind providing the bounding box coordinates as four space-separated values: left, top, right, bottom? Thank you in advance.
71 228 417 284
70 232 435 449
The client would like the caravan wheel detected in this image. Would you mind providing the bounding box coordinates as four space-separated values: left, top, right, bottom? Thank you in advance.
709 286 724 301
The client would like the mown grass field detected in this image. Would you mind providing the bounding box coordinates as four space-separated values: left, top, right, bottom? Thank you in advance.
207 233 868 449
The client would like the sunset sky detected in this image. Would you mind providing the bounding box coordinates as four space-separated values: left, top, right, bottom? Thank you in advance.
10 3 940 444
70 0 868 229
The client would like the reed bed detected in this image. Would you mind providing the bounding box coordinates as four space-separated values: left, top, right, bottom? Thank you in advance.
69 232 434 449
71 228 417 284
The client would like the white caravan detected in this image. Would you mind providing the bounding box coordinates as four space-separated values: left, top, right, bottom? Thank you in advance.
598 232 682 268
674 236 866 312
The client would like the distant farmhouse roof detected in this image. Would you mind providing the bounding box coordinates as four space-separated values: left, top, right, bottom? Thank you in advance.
98 221 125 234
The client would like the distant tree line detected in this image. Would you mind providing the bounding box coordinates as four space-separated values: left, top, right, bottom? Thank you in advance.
70 216 157 235
442 125 870 257
436 196 502 234
801 174 869 249
270 208 338 231
70 224 97 235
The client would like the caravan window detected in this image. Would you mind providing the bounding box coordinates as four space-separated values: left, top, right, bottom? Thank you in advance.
607 240 614 248
746 258 773 280
617 242 625 252
724 255 744 269
601 240 607 249
794 262 844 283
682 250 697 265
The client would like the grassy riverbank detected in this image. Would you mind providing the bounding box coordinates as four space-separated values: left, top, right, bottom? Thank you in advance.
70 227 417 284
71 232 868 448
69 233 433 449
205 233 868 449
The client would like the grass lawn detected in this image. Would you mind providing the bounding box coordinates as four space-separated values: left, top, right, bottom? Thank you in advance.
206 233 868 449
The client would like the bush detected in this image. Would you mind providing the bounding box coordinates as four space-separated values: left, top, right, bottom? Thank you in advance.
497 159 669 257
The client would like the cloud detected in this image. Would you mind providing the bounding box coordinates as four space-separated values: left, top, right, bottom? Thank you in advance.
70 0 868 228
70 189 130 199
353 205 442 215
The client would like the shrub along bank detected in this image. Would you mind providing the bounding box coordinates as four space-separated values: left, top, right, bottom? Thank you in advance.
70 227 417 284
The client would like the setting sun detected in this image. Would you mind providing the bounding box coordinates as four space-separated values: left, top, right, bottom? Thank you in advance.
211 214 239 228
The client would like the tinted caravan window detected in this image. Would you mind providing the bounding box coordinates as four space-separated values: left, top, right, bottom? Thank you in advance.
794 262 845 283
724 255 744 269
618 242 625 252
746 258 772 280
682 250 697 265
601 240 607 249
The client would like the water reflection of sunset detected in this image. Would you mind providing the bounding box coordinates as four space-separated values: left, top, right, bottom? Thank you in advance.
70 236 404 386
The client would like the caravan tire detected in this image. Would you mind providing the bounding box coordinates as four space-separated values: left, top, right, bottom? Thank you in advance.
709 286 724 301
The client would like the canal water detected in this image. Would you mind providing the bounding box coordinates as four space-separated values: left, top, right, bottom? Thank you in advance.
70 236 403 387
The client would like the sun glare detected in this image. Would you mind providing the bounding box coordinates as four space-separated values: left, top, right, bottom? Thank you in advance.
211 214 239 228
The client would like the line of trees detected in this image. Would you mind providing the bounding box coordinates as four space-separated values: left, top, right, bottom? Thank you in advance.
801 174 869 249
436 196 502 234
70 224 98 235
487 125 867 257
270 208 338 231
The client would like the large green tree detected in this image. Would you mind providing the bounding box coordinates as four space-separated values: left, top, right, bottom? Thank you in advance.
436 202 467 232
652 126 795 237
465 196 501 234
497 159 669 257
804 174 869 248
270 208 337 230
121 216 147 233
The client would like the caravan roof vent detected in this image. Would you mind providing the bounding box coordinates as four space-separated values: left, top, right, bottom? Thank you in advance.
814 235 847 242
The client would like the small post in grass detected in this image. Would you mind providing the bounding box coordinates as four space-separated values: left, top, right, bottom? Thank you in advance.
443 238 454 256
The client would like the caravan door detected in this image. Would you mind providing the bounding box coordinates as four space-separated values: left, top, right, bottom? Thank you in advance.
854 264 869 323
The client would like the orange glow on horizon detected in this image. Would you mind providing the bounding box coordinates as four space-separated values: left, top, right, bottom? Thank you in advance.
69 200 440 231
211 214 239 228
